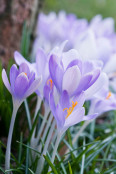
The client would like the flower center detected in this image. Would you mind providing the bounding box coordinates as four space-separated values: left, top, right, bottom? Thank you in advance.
47 79 53 89
63 101 78 119
106 91 112 100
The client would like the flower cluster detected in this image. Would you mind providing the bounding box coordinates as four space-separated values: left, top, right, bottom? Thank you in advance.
2 11 116 172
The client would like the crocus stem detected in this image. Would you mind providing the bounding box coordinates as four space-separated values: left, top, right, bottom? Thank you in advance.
48 133 61 172
35 119 56 174
24 99 32 130
31 97 42 143
36 106 50 144
33 96 42 121
5 106 18 171
38 113 53 153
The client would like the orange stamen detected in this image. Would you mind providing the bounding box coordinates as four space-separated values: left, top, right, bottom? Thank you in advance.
106 91 112 100
24 73 27 76
63 101 78 119
47 79 53 89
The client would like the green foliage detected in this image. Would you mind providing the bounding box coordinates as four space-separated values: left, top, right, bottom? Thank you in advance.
44 0 116 22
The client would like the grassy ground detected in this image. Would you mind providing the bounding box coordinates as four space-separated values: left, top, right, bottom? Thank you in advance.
43 0 116 21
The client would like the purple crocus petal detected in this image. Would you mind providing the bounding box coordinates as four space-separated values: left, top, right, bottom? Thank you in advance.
35 89 43 99
66 59 82 73
88 69 100 87
85 72 108 99
62 65 81 96
94 98 116 114
63 107 85 133
44 85 51 104
14 51 36 74
14 72 29 98
24 77 42 98
2 69 12 93
83 113 98 121
55 104 65 130
36 48 47 76
49 55 63 92
19 63 30 77
28 72 35 86
75 74 92 94
10 64 19 93
49 92 57 119
59 90 70 109
82 61 94 75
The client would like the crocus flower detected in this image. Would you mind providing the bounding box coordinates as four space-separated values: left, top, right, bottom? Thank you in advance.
49 90 97 135
2 62 42 107
14 50 48 99
32 11 88 56
89 76 116 115
2 62 41 170
49 49 107 100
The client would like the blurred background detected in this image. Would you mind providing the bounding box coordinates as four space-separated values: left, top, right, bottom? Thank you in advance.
0 0 116 66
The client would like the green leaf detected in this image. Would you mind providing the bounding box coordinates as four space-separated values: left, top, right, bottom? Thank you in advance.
28 168 35 174
68 162 73 174
0 167 5 173
16 141 41 155
20 22 31 59
5 169 22 173
43 155 58 174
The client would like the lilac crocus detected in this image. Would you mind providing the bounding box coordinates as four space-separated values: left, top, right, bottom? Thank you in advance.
49 50 107 100
2 62 41 106
49 90 97 135
14 50 49 100
2 62 41 171
89 77 116 115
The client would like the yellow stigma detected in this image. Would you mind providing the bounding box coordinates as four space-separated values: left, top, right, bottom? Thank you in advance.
106 91 112 100
24 72 27 76
63 101 78 119
47 79 53 89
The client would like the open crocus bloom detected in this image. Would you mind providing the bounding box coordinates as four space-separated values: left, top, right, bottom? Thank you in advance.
49 90 97 135
2 63 42 106
49 49 107 100
89 77 116 115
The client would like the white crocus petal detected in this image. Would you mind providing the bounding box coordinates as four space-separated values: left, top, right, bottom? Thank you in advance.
103 54 116 74
14 51 29 65
62 107 85 134
24 76 42 98
49 40 68 59
97 38 112 64
85 72 108 99
62 66 81 96
75 29 98 61
73 91 85 108
2 69 12 94
62 49 81 70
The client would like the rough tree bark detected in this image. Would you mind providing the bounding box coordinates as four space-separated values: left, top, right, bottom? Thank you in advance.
0 0 41 67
